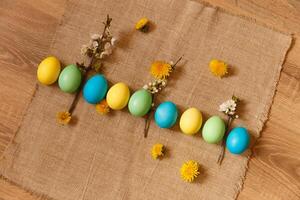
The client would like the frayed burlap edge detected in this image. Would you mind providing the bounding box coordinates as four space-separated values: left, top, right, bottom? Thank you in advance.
188 1 294 199
191 0 292 36
0 0 68 161
233 36 293 199
0 84 39 161
0 174 55 200
0 1 67 198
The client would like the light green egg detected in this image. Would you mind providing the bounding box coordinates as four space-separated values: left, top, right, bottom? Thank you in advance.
128 89 152 117
202 116 225 144
58 64 82 93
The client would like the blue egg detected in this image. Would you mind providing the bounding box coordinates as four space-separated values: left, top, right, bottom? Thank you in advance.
226 127 250 154
83 74 108 104
154 101 178 128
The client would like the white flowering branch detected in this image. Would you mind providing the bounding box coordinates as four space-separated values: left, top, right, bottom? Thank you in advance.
68 15 115 115
217 95 240 165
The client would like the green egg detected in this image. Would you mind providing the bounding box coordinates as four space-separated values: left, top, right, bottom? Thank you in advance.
58 64 82 93
202 116 226 144
128 89 152 117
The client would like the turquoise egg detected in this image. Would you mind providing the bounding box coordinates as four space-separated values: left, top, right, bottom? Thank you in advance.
154 101 178 128
202 116 225 144
128 89 152 117
83 74 108 104
58 64 82 93
226 127 250 154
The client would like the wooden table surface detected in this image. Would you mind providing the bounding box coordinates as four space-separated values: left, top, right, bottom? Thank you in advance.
0 0 299 199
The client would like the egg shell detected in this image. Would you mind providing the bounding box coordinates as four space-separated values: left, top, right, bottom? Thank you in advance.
106 82 130 110
154 101 178 128
83 74 108 104
226 127 250 154
58 64 82 93
202 116 225 144
128 89 152 117
37 56 61 85
179 107 202 135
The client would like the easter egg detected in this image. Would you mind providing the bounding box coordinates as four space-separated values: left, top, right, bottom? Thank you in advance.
106 82 130 110
128 89 152 117
58 64 82 93
226 127 250 154
202 116 225 144
154 101 178 128
179 107 202 135
83 74 108 104
37 56 61 85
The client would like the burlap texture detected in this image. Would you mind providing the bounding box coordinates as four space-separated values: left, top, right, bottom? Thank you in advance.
0 0 292 199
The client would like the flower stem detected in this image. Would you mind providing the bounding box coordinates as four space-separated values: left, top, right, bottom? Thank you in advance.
144 110 153 138
144 94 155 138
171 56 183 70
217 116 233 165
68 58 94 115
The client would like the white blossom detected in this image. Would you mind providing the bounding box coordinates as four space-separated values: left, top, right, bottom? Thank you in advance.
111 37 117 46
219 99 236 112
100 51 108 59
219 96 239 118
81 45 88 55
91 34 101 40
92 41 99 48
104 42 113 54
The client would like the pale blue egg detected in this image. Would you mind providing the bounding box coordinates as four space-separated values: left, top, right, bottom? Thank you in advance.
154 101 178 128
226 127 250 154
83 74 108 104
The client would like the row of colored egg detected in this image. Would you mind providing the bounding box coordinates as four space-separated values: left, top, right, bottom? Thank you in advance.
37 56 250 155
154 103 250 154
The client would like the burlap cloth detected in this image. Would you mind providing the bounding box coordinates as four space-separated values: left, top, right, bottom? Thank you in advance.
0 0 292 199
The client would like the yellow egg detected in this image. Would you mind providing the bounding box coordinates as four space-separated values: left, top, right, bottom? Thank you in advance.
37 56 61 85
106 82 130 110
179 107 202 135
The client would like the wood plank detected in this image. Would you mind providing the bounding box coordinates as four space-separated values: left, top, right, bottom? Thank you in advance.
0 0 66 198
0 0 299 199
0 0 66 155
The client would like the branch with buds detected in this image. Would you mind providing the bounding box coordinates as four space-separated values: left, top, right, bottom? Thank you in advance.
143 56 183 138
217 95 240 165
57 15 116 125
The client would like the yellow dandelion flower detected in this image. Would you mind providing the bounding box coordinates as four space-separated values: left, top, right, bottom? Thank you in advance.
151 143 164 159
209 59 228 78
96 99 110 115
56 111 71 125
135 17 149 32
150 61 172 80
180 160 200 182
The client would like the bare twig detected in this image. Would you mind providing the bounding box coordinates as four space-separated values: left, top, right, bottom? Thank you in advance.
144 110 153 138
144 94 155 138
68 59 94 114
217 116 233 165
171 55 183 70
